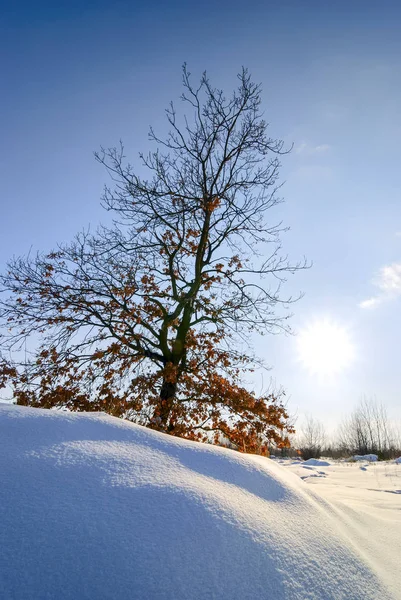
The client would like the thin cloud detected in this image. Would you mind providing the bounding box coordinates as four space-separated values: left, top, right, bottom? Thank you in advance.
359 262 401 309
295 142 330 156
359 297 382 309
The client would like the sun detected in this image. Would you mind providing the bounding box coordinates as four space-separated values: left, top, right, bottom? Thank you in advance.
296 319 355 376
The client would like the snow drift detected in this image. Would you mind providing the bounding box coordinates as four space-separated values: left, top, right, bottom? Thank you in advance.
352 454 378 462
0 404 394 599
302 458 331 467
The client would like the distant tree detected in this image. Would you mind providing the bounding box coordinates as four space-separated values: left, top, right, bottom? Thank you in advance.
297 415 326 460
0 66 306 451
337 397 396 459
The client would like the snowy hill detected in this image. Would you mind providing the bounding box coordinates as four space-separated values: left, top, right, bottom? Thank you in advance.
0 404 396 599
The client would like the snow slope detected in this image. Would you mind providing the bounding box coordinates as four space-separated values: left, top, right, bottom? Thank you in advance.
285 458 401 599
0 404 397 600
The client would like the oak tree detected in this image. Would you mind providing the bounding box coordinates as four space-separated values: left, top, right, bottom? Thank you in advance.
0 67 305 451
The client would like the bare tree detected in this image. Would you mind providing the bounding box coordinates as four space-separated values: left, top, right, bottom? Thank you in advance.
297 415 326 460
337 397 395 458
0 66 306 449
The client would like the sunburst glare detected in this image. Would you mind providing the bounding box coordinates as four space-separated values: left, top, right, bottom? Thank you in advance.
296 319 355 377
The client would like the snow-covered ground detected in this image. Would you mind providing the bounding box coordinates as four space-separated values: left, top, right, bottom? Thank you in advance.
282 456 401 599
1 404 399 599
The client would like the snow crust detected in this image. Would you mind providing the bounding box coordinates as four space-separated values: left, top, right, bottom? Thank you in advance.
0 404 397 599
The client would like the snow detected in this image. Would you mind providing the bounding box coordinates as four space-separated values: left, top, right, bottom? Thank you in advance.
0 405 399 599
302 458 331 466
285 458 401 599
352 454 379 462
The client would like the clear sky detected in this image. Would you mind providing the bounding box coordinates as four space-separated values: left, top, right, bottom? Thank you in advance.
1 0 400 432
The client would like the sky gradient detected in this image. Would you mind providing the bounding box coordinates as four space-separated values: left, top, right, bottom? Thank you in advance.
1 0 401 432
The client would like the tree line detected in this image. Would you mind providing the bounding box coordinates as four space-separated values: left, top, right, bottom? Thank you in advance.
291 398 401 460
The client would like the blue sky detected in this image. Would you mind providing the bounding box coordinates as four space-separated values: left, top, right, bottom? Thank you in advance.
1 0 401 431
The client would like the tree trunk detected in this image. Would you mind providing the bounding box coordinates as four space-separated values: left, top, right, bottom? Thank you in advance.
155 378 177 430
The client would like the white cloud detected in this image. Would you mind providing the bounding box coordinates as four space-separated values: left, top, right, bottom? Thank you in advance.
376 263 401 293
295 142 330 156
358 297 382 310
360 262 401 309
